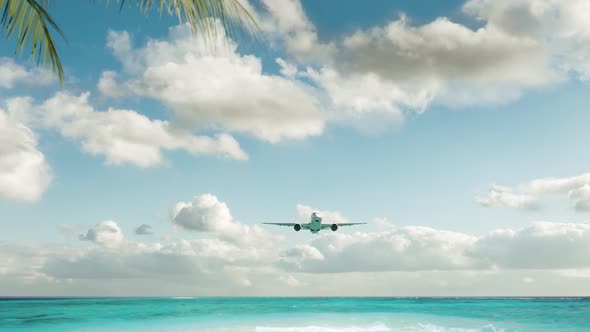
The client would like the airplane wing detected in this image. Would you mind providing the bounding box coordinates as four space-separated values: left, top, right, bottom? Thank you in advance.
263 223 310 229
320 222 367 229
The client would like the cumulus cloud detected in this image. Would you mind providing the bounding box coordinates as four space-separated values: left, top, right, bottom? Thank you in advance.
88 0 590 141
170 194 281 245
275 58 298 77
339 18 555 109
40 238 273 292
528 172 590 195
170 194 233 232
329 15 555 109
305 67 432 123
281 226 479 273
256 0 563 115
463 0 590 80
469 222 590 268
0 57 54 89
27 91 247 167
257 0 590 119
79 221 126 249
279 244 324 270
475 171 590 211
4 217 590 295
259 0 335 62
33 208 288 293
0 109 51 202
337 16 553 84
279 274 305 287
473 185 538 209
569 185 590 212
135 224 153 235
281 221 590 273
100 24 325 144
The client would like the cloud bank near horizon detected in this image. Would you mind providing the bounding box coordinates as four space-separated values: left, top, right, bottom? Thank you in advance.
2 193 590 296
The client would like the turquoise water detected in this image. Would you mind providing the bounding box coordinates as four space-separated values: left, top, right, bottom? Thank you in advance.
1 297 590 331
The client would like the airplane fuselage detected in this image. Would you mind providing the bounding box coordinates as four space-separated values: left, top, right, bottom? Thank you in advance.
309 213 322 233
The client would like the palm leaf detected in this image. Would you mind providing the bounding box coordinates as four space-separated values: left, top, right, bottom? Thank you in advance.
1 0 65 83
117 0 260 41
1 0 258 85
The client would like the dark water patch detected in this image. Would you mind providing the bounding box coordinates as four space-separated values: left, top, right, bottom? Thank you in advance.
20 317 79 325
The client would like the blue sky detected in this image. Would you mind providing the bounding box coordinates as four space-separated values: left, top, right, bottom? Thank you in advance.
2 0 590 296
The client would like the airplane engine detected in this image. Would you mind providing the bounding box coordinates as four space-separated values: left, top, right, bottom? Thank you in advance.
294 224 301 231
331 224 338 231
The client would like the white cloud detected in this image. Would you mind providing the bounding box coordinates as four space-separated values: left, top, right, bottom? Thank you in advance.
0 243 60 284
338 16 553 85
469 222 590 269
283 244 324 261
100 24 325 144
463 0 590 80
42 240 261 290
258 0 590 119
528 172 590 194
4 218 590 295
91 1 590 140
259 0 335 63
569 185 590 212
324 15 557 109
0 109 51 202
275 58 298 77
171 193 281 245
296 204 348 223
279 274 305 287
97 71 124 97
5 238 291 295
0 57 53 89
25 207 288 293
557 268 590 279
32 91 247 167
306 67 434 118
281 225 479 273
79 221 126 249
476 171 590 211
522 277 535 283
171 194 233 232
256 0 563 114
135 224 153 235
474 185 538 209
282 221 590 273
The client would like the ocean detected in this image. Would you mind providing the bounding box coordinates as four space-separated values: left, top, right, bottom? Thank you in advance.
1 297 589 331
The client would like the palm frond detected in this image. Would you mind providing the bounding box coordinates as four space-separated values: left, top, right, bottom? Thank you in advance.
1 0 259 85
117 0 260 41
1 0 65 83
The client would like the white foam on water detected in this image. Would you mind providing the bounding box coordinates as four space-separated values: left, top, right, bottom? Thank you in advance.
171 297 196 299
415 324 504 332
420 324 504 332
253 323 503 332
255 324 391 332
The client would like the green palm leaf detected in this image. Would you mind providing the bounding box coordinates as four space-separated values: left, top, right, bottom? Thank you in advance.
1 0 65 82
1 0 258 85
120 0 259 40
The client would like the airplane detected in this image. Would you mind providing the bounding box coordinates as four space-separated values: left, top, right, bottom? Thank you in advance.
263 212 366 234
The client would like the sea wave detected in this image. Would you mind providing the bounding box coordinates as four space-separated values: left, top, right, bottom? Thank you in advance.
171 297 196 299
256 324 391 332
417 323 503 332
255 323 503 332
